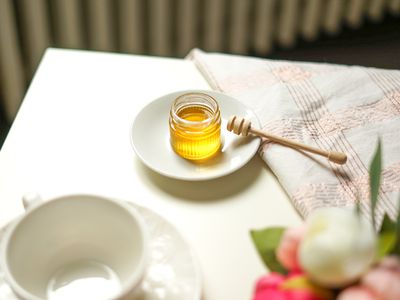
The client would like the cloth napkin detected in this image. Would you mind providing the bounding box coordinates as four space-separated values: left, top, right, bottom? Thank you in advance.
188 49 400 224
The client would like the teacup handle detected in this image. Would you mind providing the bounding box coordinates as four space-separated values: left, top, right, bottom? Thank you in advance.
22 193 43 211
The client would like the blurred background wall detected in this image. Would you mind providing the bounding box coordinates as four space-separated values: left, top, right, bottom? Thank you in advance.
0 0 399 145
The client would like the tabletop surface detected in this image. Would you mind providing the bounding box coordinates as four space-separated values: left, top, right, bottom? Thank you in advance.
0 48 301 300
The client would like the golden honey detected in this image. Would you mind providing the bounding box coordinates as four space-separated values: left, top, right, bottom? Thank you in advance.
169 93 221 161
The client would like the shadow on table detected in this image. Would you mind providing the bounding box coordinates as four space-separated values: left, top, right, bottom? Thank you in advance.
137 155 265 202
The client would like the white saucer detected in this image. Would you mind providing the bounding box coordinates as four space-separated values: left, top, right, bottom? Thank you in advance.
131 90 261 181
0 202 201 300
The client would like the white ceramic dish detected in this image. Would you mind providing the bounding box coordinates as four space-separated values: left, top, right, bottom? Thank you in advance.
0 202 201 300
131 90 261 181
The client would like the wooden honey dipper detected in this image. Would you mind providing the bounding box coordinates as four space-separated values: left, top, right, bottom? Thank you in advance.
227 115 347 165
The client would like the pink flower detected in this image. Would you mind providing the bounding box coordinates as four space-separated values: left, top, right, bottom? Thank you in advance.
253 273 286 300
255 272 286 290
276 226 306 272
253 273 332 300
337 286 377 300
338 256 400 300
361 256 400 300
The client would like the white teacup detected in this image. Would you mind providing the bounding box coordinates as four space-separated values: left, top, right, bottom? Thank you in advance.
0 194 148 300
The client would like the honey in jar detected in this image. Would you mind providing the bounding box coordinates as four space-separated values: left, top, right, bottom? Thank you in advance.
169 93 221 161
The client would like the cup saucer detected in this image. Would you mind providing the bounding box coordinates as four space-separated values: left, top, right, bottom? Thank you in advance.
131 90 261 181
0 202 201 300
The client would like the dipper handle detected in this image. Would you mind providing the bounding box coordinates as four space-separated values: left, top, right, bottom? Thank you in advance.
227 116 347 165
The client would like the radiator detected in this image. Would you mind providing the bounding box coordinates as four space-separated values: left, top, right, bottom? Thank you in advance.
0 0 399 122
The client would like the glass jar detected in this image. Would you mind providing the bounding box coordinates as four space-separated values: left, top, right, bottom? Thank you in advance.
169 93 221 161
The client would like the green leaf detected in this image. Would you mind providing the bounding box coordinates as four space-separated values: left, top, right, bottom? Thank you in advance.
378 233 397 258
379 213 396 234
393 195 400 255
377 214 397 258
369 139 382 229
250 227 287 274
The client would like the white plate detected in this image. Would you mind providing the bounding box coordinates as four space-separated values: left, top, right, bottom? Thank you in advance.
131 90 261 181
0 202 201 300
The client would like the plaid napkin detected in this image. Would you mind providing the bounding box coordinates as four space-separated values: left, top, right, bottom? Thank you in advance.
188 49 400 224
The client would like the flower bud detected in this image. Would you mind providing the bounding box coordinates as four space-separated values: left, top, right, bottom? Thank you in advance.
299 208 376 288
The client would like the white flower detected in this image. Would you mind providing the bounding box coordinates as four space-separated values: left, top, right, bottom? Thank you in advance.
299 207 376 288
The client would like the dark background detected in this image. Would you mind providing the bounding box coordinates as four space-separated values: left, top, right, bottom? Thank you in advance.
1 15 399 148
267 14 400 69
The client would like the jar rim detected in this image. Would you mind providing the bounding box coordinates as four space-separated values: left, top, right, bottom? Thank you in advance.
170 93 220 126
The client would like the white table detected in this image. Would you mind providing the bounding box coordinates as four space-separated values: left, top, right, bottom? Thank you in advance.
0 49 301 300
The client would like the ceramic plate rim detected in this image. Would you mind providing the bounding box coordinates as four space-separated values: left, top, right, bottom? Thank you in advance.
131 202 202 300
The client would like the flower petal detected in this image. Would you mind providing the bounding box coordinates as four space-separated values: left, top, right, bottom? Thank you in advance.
378 255 400 272
253 288 288 300
277 226 306 271
337 286 378 300
255 273 286 291
362 267 400 300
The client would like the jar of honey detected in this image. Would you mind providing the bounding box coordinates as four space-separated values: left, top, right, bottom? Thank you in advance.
169 93 221 161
